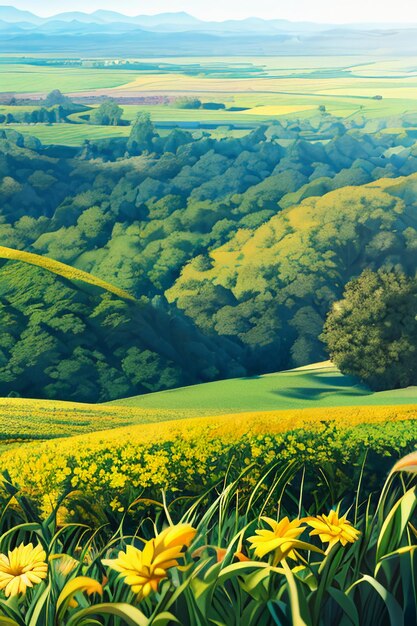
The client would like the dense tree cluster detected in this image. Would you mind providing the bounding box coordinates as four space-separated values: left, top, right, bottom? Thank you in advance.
322 270 417 390
0 260 243 401
89 99 125 126
1 111 417 398
0 90 87 124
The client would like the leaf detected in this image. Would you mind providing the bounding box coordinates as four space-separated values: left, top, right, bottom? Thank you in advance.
376 544 417 575
327 587 359 626
150 611 179 626
0 619 22 626
27 584 50 626
281 560 311 626
376 487 417 562
56 576 103 622
348 575 404 626
66 603 150 626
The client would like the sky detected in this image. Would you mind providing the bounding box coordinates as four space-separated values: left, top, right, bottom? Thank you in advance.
6 0 417 23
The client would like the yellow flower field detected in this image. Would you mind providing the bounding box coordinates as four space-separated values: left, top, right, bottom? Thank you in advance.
0 397 207 448
2 404 416 516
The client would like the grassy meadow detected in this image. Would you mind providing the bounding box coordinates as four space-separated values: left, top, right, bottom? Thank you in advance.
112 362 417 412
0 362 416 448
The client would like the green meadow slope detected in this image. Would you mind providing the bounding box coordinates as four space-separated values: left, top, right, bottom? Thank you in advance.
110 362 417 413
2 362 417 451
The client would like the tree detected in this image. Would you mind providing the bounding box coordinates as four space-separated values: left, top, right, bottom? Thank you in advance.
322 270 417 391
126 112 155 155
45 89 72 107
90 100 123 126
172 97 202 109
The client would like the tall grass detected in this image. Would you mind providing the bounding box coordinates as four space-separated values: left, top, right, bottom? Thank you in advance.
0 453 416 625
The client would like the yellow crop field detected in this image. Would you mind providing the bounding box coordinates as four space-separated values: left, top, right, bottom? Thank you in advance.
76 72 417 99
0 246 134 301
243 105 316 116
2 404 416 514
0 396 207 446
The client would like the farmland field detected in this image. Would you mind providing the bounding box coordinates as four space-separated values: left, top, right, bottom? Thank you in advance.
2 400 416 516
3 55 417 145
3 123 131 144
0 63 139 94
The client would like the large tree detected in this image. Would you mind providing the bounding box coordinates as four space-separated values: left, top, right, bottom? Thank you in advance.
322 269 417 390
90 99 123 126
127 112 156 155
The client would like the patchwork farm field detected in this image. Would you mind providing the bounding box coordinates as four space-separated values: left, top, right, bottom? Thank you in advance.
3 123 132 144
3 55 417 147
0 63 139 94
4 122 251 145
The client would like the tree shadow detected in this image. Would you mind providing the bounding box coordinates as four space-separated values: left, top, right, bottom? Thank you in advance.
272 371 372 400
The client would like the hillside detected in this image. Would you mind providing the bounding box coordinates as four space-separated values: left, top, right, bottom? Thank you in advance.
168 173 417 373
2 362 416 451
110 361 417 412
0 245 134 301
0 251 241 402
3 118 417 400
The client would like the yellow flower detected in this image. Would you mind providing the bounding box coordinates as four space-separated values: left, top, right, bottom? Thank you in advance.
0 543 48 597
248 517 320 565
305 510 360 548
103 524 196 600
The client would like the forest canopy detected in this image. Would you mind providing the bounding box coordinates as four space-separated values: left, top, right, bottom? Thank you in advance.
1 111 417 399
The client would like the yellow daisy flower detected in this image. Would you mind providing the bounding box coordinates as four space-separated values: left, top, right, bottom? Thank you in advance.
103 523 196 600
0 543 48 597
248 517 321 565
305 510 360 549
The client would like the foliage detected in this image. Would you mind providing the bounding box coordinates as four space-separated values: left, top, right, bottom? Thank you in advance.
90 100 124 126
0 455 416 625
2 114 417 398
171 97 202 109
0 257 240 402
322 270 417 390
44 89 73 108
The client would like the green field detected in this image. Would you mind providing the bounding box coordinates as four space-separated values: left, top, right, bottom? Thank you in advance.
3 55 417 147
112 361 417 412
0 64 139 93
4 123 251 145
1 362 417 449
5 123 131 145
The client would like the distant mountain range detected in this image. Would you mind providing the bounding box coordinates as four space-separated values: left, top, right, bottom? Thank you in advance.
0 5 416 55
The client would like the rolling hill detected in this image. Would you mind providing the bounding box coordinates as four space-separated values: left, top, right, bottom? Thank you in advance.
0 245 135 301
1 362 417 452
110 361 417 412
0 248 241 402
